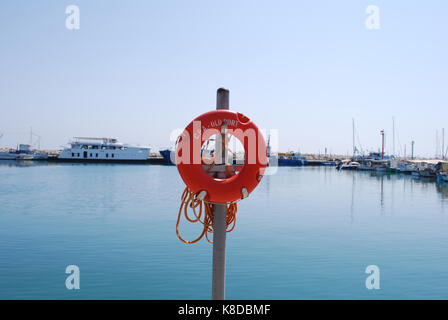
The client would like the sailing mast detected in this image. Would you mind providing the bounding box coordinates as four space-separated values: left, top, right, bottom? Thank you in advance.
380 130 385 159
436 130 439 159
443 128 445 160
392 117 395 157
352 118 355 157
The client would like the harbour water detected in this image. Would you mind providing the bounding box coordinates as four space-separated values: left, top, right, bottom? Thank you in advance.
0 161 448 299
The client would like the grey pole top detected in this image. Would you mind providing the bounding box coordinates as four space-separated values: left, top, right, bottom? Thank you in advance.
217 88 229 111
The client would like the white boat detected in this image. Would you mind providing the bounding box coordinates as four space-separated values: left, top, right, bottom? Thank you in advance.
58 137 151 162
339 161 360 170
16 153 34 160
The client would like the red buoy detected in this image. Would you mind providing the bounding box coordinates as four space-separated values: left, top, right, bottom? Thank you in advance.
176 110 267 204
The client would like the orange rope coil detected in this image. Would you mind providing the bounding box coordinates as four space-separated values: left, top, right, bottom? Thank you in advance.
176 187 238 244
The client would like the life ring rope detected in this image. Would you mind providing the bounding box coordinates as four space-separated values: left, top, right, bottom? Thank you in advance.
176 187 237 244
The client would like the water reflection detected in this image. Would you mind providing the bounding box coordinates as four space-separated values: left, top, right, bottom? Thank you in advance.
0 160 59 168
436 181 448 199
350 173 355 223
3 160 448 213
344 168 448 220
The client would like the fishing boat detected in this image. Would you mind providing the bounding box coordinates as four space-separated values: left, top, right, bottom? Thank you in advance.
0 144 47 160
412 167 437 178
419 168 437 178
437 172 448 183
58 137 151 163
0 150 19 160
395 162 416 175
277 152 308 166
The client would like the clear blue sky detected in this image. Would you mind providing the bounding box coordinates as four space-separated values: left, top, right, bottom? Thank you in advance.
1 1 447 157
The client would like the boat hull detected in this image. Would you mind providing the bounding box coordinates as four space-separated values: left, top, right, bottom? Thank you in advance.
397 168 415 175
340 166 358 170
49 158 151 164
159 149 175 165
0 153 19 160
278 159 305 166
419 171 437 178
437 173 448 182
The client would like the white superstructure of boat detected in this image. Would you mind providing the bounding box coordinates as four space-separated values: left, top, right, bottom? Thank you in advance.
58 137 151 162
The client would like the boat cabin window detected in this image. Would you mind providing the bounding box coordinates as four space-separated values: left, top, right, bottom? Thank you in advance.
111 154 114 158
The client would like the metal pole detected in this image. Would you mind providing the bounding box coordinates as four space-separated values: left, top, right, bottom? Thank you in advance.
212 88 229 300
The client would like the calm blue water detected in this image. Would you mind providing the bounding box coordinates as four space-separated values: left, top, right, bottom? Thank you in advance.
1 161 448 299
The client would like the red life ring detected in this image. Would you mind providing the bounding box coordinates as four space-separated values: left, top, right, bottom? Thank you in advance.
175 110 268 204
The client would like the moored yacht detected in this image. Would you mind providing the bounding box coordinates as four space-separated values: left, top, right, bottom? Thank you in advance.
338 161 360 170
0 144 47 160
58 137 151 162
277 152 308 166
159 148 175 165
